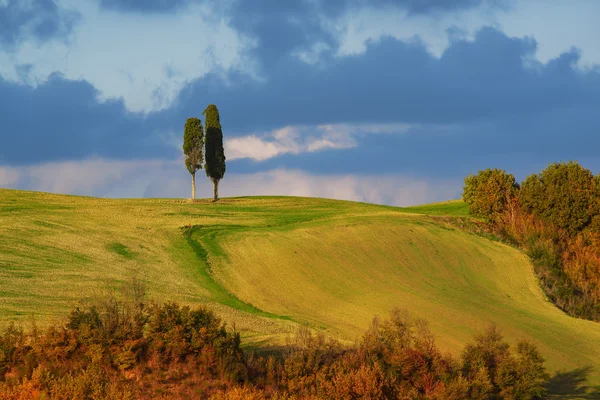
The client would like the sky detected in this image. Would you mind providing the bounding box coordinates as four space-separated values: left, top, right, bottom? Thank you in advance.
1 0 599 206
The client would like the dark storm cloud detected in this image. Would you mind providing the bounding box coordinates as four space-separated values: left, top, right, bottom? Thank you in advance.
224 103 600 180
1 26 599 183
152 26 599 178
226 0 333 66
0 0 80 49
0 73 175 165
221 0 508 68
159 27 600 132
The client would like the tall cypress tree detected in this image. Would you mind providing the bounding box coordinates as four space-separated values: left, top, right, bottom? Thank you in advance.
183 117 204 200
203 104 226 202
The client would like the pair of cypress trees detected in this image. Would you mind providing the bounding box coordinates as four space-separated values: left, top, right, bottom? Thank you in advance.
183 104 226 202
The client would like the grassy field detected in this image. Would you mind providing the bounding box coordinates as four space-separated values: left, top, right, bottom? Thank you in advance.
1 189 599 396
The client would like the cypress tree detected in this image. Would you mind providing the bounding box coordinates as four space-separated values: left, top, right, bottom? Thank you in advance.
203 104 226 201
183 117 204 200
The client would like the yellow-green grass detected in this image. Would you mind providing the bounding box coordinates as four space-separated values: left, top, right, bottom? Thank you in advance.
400 199 470 217
1 189 599 395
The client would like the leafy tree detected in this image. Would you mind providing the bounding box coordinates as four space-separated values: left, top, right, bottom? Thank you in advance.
496 341 549 400
203 104 226 201
519 161 597 235
462 169 519 223
183 118 204 200
461 326 548 400
461 325 510 385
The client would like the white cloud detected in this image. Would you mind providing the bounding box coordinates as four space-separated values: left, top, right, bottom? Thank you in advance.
154 122 414 166
23 158 163 196
225 122 413 161
0 158 171 197
0 0 252 113
0 159 461 206
0 168 19 187
212 169 461 207
226 125 355 161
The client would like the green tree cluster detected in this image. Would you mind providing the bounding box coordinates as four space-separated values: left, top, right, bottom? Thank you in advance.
463 162 600 234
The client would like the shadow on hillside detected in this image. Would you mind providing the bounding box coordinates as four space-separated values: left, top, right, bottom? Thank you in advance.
547 366 600 399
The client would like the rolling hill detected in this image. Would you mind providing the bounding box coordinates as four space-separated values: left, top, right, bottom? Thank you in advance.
1 188 599 396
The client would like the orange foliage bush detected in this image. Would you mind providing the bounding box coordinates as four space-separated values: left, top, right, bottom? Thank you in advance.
0 301 550 399
563 232 600 305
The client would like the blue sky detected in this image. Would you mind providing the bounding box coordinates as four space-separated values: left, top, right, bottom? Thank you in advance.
1 0 599 205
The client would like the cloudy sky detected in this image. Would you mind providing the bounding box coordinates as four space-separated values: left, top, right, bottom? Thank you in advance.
1 0 599 206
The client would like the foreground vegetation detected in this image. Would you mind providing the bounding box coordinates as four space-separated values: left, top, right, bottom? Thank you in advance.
1 189 600 396
0 298 550 399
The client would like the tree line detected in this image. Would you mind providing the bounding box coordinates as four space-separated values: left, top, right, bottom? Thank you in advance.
0 297 550 399
463 161 600 321
183 104 226 202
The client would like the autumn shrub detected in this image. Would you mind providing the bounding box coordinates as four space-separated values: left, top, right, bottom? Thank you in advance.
0 301 550 399
0 299 246 399
282 327 346 396
274 309 549 399
0 324 26 381
563 233 600 305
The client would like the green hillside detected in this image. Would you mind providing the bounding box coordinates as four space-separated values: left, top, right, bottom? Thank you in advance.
1 189 599 394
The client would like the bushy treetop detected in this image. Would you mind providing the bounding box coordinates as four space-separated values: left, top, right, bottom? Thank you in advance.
519 161 598 235
203 104 221 129
462 168 519 223
183 117 204 175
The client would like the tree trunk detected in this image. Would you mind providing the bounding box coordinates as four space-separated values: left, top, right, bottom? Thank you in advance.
212 178 219 202
191 172 196 201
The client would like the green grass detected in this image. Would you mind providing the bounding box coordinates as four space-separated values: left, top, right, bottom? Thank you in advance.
107 242 135 259
0 189 599 396
400 199 470 217
181 225 290 320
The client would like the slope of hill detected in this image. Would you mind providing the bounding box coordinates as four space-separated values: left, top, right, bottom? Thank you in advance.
1 189 599 393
